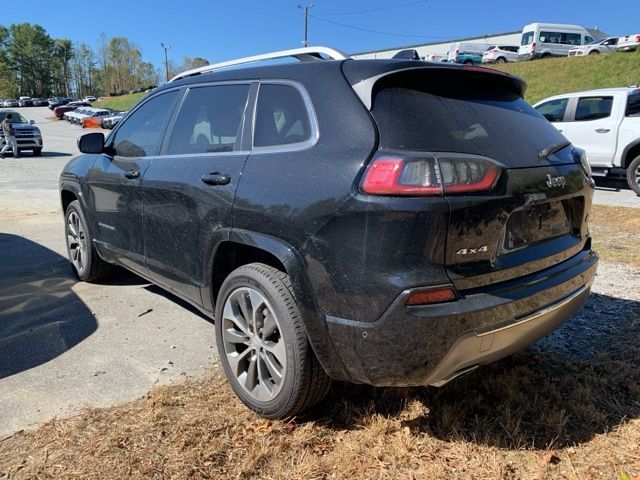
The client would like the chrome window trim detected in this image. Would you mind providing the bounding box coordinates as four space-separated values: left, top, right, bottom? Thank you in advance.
250 80 319 155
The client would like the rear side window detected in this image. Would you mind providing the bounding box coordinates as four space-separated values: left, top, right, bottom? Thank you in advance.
574 96 613 121
535 99 568 122
626 92 640 117
111 90 178 158
540 31 581 45
370 72 565 164
167 84 250 155
253 84 312 148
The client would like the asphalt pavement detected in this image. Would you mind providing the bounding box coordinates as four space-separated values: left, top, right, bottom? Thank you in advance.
0 106 638 438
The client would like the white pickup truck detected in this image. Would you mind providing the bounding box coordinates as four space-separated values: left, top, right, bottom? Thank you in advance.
617 33 640 51
534 87 640 195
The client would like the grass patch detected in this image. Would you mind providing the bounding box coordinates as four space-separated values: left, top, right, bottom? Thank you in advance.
492 49 640 104
591 205 640 267
93 92 147 112
1 207 638 479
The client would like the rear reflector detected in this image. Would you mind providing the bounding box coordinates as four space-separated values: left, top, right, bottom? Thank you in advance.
361 151 502 196
405 287 456 306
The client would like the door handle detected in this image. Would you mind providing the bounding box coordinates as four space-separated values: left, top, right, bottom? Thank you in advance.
124 169 140 179
595 128 610 133
557 129 563 133
200 172 231 186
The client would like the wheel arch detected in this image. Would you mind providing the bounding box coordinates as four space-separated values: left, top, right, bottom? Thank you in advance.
622 140 640 169
205 230 351 381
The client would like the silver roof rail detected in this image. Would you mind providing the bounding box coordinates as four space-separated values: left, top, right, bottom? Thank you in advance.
169 46 351 83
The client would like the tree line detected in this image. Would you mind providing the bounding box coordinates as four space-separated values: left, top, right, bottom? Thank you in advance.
0 23 208 98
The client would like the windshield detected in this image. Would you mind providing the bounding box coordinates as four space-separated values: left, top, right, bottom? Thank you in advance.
521 31 534 45
0 112 28 123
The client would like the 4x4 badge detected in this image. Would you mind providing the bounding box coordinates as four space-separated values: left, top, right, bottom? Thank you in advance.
546 174 566 188
456 245 489 255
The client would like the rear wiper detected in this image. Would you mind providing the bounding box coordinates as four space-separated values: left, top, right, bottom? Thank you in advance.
537 140 571 160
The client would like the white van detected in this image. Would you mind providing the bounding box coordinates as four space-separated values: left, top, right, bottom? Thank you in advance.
446 42 493 63
518 23 597 60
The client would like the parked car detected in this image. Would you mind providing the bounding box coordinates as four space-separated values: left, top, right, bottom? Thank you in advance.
100 110 127 129
49 97 76 109
82 96 97 102
32 98 49 107
481 45 519 63
447 42 493 64
3 99 18 108
18 97 33 107
617 33 640 52
65 106 93 124
519 23 599 60
568 37 619 56
54 101 90 119
80 109 111 127
60 46 598 418
0 109 43 156
534 87 640 194
423 53 448 62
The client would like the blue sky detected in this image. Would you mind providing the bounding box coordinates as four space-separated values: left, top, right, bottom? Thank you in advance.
4 1 634 69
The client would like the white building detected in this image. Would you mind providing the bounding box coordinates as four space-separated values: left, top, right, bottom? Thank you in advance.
351 31 521 60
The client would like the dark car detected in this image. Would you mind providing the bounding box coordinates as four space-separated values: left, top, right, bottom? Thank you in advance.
60 46 598 419
49 97 77 109
53 101 90 119
18 98 34 107
32 98 49 107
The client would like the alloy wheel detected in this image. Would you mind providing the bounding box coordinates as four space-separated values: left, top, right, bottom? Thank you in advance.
67 211 87 273
222 287 286 402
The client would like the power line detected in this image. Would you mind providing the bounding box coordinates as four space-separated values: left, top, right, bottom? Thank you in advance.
308 14 456 39
314 0 429 17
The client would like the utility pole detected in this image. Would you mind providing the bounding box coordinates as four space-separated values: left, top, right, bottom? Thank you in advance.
160 43 170 82
297 4 313 48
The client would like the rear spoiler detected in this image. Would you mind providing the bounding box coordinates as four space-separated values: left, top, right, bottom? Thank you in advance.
348 64 527 110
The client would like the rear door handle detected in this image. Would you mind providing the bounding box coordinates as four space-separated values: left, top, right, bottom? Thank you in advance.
200 172 231 186
595 128 610 133
124 169 140 179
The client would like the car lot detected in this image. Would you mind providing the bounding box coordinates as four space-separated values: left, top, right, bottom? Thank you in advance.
0 106 637 437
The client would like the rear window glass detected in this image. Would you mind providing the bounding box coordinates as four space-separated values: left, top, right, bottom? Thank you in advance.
254 84 312 148
575 96 613 121
370 72 565 164
627 92 640 117
521 32 534 45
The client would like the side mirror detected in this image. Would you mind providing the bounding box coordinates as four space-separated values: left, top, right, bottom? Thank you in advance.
30 119 35 125
78 132 105 154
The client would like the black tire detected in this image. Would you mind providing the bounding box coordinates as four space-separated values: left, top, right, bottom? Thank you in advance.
215 263 331 419
588 49 600 55
541 53 551 59
495 57 507 64
627 155 640 196
64 200 113 281
462 59 473 65
32 148 42 156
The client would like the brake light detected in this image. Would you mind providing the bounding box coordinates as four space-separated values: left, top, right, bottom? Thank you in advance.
360 152 502 196
636 35 640 42
532 41 536 53
405 287 457 306
454 48 459 59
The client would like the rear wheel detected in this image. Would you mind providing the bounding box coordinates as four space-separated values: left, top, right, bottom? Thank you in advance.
215 263 331 418
495 57 507 64
627 155 640 196
588 49 600 55
462 59 473 65
65 200 113 281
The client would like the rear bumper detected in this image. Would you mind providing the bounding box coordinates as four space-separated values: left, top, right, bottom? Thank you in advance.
324 248 598 387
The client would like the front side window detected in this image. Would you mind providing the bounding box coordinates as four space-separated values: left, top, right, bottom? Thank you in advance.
574 96 613 121
521 31 534 45
111 90 178 157
167 84 250 155
535 99 568 122
253 84 312 148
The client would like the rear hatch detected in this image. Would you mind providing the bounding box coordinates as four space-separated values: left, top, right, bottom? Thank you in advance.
357 65 591 291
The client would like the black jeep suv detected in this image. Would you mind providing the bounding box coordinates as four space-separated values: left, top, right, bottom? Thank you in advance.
60 47 598 418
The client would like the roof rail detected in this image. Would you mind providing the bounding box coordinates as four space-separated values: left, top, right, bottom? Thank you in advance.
169 46 350 83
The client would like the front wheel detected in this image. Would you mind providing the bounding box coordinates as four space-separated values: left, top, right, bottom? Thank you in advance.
65 200 113 281
588 49 600 55
627 155 640 196
215 263 331 418
495 57 506 64
32 148 42 156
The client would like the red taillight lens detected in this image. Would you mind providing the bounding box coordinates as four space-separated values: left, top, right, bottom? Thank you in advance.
532 41 536 53
405 287 456 306
361 152 502 196
636 35 640 42
454 49 459 58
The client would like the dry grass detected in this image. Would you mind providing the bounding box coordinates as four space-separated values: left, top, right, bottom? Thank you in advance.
590 205 640 267
1 207 639 480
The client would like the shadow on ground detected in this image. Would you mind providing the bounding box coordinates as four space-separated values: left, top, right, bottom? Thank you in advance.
0 233 96 379
308 292 640 450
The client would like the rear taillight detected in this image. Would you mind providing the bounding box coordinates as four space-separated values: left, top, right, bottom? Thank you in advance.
405 287 457 306
532 41 536 53
636 35 640 42
360 152 502 196
454 48 459 58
